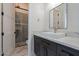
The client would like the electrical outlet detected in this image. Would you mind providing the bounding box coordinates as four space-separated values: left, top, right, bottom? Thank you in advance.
37 18 39 22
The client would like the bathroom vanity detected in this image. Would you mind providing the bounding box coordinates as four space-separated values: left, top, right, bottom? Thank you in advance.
34 32 79 56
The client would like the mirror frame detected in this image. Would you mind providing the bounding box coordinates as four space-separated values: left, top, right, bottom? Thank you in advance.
49 3 68 29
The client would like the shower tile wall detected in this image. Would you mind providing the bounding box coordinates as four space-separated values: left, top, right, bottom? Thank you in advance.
15 12 28 47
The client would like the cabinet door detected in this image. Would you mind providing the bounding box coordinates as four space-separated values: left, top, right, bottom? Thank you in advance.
34 36 40 56
57 45 73 56
34 40 40 56
40 43 46 56
46 48 56 56
41 39 57 56
34 36 47 56
57 44 79 56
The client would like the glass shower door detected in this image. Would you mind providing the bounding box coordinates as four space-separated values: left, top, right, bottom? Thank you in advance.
15 11 28 47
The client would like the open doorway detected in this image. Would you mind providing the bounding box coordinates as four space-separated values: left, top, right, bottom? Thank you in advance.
10 3 29 56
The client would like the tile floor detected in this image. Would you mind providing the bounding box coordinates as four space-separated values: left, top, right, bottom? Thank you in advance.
10 45 28 56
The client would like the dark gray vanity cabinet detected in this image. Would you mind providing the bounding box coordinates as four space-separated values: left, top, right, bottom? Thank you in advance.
34 35 79 56
34 35 57 56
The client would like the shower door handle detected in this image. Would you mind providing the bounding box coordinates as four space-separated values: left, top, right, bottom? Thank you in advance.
14 31 16 34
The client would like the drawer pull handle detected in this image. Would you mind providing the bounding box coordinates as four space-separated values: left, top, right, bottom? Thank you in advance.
62 50 74 56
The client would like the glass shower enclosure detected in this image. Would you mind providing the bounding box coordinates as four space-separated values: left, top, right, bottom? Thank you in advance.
15 11 28 47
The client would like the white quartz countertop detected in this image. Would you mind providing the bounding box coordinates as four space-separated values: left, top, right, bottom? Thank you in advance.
33 32 79 51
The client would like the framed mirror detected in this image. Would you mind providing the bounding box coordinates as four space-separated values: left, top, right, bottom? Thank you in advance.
49 3 68 29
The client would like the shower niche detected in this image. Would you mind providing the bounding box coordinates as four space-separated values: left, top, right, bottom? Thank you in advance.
15 10 28 47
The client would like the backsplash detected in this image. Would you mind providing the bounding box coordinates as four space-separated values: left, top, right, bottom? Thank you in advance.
66 32 79 38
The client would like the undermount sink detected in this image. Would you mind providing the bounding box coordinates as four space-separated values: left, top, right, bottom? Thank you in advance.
40 32 65 39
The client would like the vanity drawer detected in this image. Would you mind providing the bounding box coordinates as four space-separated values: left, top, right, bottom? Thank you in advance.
57 44 79 56
41 37 57 52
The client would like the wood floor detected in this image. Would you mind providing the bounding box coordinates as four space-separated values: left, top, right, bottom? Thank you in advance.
10 45 28 56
